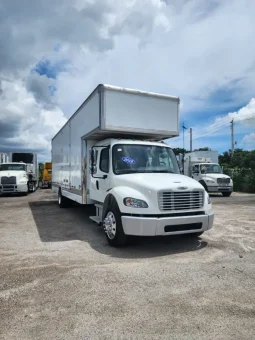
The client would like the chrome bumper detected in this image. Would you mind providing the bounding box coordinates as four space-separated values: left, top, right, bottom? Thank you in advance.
0 184 28 193
121 212 214 236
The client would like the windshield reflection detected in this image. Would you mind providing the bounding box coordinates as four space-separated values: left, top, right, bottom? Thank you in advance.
113 144 180 175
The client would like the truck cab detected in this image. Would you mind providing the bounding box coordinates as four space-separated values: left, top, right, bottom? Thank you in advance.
190 160 233 196
86 138 214 246
0 162 28 195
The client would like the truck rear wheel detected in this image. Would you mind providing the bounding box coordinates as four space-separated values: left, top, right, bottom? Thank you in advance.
58 189 70 208
103 203 128 247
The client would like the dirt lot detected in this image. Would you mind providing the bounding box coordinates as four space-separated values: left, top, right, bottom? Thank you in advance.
0 190 254 340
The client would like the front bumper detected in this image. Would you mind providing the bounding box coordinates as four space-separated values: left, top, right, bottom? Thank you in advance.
207 186 233 193
0 184 28 194
121 211 214 236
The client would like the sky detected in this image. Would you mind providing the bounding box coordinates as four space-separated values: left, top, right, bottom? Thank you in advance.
0 0 255 162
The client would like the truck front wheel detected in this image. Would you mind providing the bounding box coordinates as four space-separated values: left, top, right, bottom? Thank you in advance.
103 203 128 247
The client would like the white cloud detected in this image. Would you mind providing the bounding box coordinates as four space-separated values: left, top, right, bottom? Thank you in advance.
1 0 255 160
0 78 66 159
241 132 255 150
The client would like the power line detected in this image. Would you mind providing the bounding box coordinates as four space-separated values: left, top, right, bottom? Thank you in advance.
191 114 255 141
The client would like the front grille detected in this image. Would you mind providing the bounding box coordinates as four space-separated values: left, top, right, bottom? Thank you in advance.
2 185 16 192
158 191 204 211
1 176 16 185
217 178 230 184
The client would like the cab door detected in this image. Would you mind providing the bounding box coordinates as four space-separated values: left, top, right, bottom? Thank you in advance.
191 164 200 181
90 146 111 203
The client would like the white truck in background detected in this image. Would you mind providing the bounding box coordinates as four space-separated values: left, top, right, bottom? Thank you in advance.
52 84 214 247
182 151 233 197
0 152 38 195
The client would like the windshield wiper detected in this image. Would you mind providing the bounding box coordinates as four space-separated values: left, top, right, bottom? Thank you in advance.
116 170 139 174
145 170 175 173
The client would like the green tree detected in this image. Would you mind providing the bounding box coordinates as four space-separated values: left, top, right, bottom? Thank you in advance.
194 147 211 151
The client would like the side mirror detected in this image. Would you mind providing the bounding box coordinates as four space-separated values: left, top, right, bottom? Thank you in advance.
90 165 97 174
90 149 95 164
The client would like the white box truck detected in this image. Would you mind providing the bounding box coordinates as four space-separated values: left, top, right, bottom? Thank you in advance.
183 151 233 196
52 84 214 246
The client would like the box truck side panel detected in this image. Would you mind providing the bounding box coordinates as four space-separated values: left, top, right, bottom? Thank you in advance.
70 91 100 195
103 87 179 138
52 123 70 190
52 89 100 195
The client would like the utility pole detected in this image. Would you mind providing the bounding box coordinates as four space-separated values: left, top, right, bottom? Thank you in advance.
190 128 192 152
230 119 234 156
182 122 187 150
182 122 187 175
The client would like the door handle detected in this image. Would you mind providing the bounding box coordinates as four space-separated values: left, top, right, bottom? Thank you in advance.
96 180 99 190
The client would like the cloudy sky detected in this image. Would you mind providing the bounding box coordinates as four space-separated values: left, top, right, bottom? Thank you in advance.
0 0 255 161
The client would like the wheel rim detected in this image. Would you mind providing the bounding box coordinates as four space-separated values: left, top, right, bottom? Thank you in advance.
104 211 117 240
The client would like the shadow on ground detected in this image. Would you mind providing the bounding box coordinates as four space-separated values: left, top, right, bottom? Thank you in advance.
29 200 207 259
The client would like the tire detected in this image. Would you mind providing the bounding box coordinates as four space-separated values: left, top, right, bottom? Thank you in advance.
58 189 70 208
103 202 128 247
222 192 232 197
28 182 35 193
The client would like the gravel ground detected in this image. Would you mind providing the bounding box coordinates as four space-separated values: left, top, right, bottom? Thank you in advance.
0 190 254 340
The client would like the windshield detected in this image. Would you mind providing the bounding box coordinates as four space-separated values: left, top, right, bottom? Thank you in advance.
200 163 222 174
0 164 26 171
113 144 180 175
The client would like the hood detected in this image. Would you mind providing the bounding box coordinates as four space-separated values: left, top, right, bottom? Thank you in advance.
202 173 231 179
0 170 27 179
113 173 204 192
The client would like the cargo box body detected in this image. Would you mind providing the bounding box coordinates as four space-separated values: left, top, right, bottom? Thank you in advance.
52 84 180 204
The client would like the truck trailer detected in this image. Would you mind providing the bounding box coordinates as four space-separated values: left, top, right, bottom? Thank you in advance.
182 151 233 196
52 84 214 246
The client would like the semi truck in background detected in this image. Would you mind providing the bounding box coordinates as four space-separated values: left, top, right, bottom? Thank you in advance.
0 152 38 195
181 151 233 197
52 84 214 247
41 162 52 188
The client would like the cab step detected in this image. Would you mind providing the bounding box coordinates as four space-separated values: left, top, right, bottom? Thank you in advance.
89 216 102 225
89 203 103 225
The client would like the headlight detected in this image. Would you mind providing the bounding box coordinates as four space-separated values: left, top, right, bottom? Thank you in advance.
123 197 148 208
19 179 27 184
206 179 215 183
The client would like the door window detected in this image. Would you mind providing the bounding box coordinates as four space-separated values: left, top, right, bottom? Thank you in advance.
100 148 109 173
